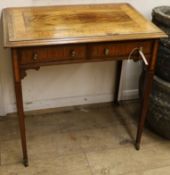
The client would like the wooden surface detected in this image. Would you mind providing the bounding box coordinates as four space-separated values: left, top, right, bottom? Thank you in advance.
3 3 167 47
1 3 168 166
18 40 153 68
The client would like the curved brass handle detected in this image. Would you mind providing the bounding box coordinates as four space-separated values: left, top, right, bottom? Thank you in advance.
71 50 76 57
104 48 109 56
33 53 38 60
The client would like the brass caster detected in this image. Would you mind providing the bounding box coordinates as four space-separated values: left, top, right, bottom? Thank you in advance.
23 158 29 167
135 143 140 151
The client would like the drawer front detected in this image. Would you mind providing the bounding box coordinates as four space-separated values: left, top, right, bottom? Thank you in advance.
19 45 86 65
88 41 153 59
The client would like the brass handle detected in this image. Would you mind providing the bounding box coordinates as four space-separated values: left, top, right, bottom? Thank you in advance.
104 48 109 56
71 50 76 57
33 53 38 60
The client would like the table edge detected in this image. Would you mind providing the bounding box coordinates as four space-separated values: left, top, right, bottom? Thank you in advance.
2 3 168 48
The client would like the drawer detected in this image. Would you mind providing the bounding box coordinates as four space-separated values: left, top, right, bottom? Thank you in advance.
19 45 86 65
88 41 153 59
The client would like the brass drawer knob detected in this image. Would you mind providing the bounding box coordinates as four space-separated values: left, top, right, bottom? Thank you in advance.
71 50 76 57
104 48 109 56
33 53 38 60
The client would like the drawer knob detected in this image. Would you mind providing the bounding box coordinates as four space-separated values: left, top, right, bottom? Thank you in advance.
104 48 109 56
71 50 76 57
33 53 38 60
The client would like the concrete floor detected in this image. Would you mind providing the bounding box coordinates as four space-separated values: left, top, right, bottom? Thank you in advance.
0 101 169 175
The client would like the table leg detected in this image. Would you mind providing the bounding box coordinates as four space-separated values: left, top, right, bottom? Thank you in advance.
12 49 28 166
135 40 159 150
114 60 122 104
135 70 154 150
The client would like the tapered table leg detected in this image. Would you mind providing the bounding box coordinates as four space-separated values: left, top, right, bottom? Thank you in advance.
114 60 122 104
135 40 159 150
12 49 28 166
135 70 154 150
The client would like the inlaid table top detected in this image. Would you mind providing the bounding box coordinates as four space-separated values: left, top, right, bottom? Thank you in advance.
2 3 167 47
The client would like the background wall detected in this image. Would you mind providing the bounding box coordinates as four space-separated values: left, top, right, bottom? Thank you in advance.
0 0 170 116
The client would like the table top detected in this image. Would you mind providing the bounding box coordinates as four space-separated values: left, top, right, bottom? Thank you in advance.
2 3 167 47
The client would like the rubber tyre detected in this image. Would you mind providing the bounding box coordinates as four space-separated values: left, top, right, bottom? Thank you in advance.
160 38 170 49
156 44 170 82
152 6 170 27
147 76 170 139
152 6 170 48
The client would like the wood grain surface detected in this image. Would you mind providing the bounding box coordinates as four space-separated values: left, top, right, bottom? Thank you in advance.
2 3 167 47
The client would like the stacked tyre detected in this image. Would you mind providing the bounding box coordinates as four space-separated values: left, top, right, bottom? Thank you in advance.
147 6 170 139
152 6 170 81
